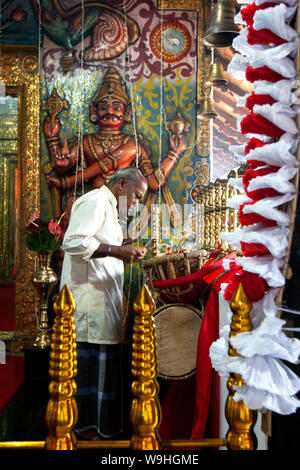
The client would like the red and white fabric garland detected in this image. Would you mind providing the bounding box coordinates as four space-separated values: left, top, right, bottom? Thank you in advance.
209 0 300 415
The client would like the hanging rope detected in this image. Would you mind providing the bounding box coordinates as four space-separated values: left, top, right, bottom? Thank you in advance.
158 9 164 210
35 0 45 332
35 0 42 214
123 0 139 165
73 0 85 200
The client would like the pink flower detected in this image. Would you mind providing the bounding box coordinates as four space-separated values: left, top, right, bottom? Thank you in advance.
48 220 64 239
26 212 45 232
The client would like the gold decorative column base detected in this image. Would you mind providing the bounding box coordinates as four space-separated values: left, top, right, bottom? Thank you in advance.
45 285 78 450
225 283 257 450
130 285 162 450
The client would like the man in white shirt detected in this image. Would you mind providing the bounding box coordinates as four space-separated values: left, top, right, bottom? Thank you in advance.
61 167 148 440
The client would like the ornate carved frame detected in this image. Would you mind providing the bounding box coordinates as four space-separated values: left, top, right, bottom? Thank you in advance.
0 46 40 347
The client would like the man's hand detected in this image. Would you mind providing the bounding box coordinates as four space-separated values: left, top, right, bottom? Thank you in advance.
113 244 147 263
91 244 147 262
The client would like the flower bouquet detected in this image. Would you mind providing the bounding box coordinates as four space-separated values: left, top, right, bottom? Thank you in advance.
25 212 64 253
25 212 65 348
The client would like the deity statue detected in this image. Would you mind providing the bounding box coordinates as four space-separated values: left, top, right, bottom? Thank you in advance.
43 67 189 227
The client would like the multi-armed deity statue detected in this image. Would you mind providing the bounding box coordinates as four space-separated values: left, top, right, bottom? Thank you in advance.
43 67 189 228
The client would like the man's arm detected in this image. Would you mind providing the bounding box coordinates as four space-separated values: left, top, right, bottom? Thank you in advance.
62 197 147 263
138 134 187 191
62 198 105 261
91 243 147 263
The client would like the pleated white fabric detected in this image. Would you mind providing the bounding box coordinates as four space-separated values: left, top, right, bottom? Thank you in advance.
209 0 300 416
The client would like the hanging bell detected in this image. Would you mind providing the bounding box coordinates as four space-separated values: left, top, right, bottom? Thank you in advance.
205 61 228 87
197 96 217 120
203 0 240 48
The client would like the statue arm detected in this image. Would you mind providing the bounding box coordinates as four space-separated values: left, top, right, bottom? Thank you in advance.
138 134 187 192
57 161 106 189
46 137 135 190
43 116 79 174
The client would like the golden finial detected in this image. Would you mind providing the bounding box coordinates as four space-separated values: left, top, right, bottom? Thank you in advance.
225 283 257 450
130 285 161 450
45 285 78 450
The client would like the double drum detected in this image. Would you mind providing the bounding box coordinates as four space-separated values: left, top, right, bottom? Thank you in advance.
153 303 203 380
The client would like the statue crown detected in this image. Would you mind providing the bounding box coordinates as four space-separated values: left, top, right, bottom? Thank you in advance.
92 67 129 105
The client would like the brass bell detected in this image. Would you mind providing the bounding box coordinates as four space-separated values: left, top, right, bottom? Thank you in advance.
205 61 228 88
197 95 217 120
203 0 240 48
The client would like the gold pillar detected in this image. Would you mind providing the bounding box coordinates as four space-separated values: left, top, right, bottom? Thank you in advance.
130 285 162 450
220 180 229 254
45 285 78 450
225 283 257 450
208 182 216 250
228 170 238 237
214 179 222 249
203 186 210 249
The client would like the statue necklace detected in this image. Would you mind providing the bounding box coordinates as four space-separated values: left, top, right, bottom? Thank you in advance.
93 130 129 158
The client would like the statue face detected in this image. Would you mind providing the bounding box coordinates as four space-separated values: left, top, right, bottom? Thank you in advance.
97 97 125 130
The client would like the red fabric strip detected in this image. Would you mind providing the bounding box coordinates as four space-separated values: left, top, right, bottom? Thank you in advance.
246 65 285 83
240 241 270 257
245 137 266 154
246 93 276 111
243 166 280 200
147 252 236 289
241 2 277 27
247 26 287 46
241 112 285 138
239 201 277 227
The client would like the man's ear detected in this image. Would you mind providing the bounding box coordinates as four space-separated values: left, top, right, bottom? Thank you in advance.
118 177 126 191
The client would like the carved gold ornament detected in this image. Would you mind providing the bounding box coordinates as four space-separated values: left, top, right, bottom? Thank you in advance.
0 46 40 348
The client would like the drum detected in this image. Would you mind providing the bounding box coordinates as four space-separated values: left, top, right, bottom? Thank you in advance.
143 249 209 295
153 303 203 380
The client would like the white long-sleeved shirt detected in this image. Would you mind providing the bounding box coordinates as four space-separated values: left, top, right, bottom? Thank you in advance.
60 185 124 344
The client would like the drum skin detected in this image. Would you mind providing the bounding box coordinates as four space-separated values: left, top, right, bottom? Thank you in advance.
153 303 203 380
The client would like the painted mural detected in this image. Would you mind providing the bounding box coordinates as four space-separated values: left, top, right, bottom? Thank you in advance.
36 0 201 302
39 0 199 218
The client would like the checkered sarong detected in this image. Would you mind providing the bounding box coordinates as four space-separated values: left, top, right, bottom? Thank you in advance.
75 342 123 438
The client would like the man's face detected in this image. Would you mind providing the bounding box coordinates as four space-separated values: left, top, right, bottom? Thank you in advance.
97 97 125 130
120 180 148 211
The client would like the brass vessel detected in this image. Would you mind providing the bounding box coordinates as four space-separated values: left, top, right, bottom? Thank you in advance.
32 251 58 348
